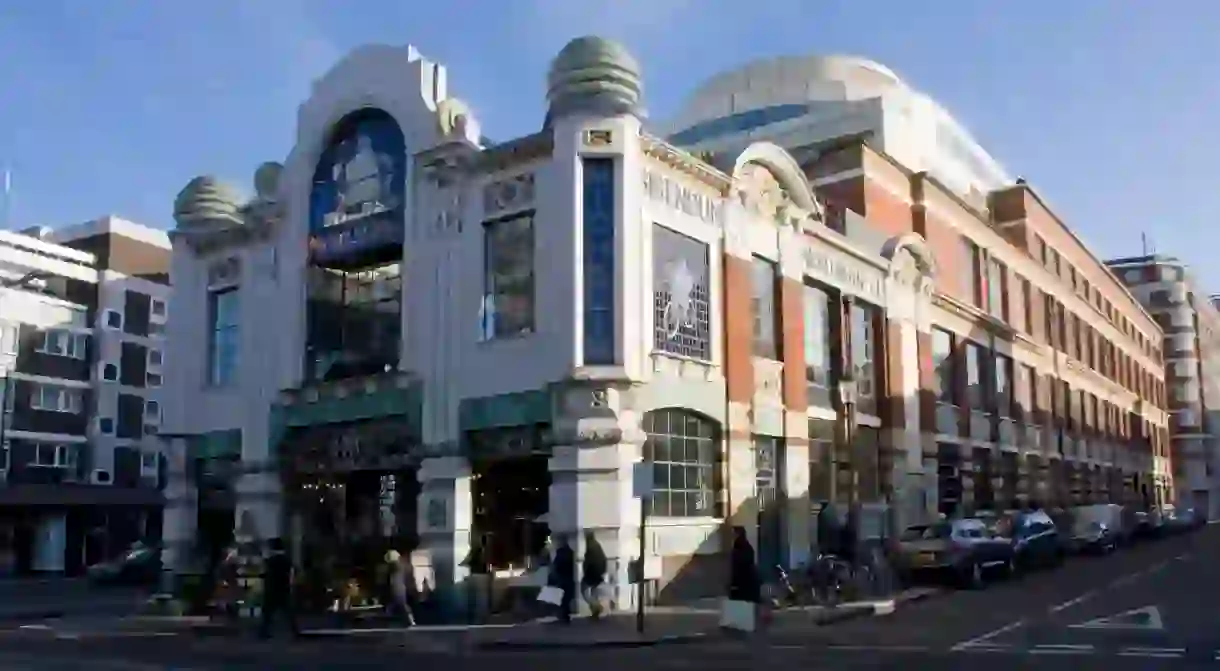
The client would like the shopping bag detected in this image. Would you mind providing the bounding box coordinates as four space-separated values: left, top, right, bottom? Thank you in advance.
719 599 756 632
537 586 564 606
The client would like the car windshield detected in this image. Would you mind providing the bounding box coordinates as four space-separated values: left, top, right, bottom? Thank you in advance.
909 523 952 540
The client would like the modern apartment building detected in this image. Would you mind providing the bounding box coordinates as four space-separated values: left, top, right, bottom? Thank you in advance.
1108 255 1220 519
667 55 1173 513
160 37 1168 614
0 216 169 575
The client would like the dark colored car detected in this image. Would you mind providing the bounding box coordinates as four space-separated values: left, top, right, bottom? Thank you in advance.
1065 504 1124 555
1000 510 1063 570
894 518 1015 589
87 543 162 586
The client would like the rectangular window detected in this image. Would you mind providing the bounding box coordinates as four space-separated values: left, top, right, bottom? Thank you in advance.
1021 279 1033 334
104 310 122 330
994 353 1013 417
652 224 711 360
963 237 982 306
482 213 536 340
151 299 167 317
147 349 163 368
850 302 878 410
751 256 780 359
145 400 160 421
581 158 616 365
804 284 832 389
1 322 16 355
987 257 1007 320
37 330 88 360
643 409 717 518
29 384 83 414
207 288 240 387
1021 364 1037 421
31 443 76 469
965 342 984 409
932 327 955 404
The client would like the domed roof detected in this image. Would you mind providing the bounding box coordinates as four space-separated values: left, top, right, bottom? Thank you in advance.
173 175 244 231
253 162 283 201
546 36 643 122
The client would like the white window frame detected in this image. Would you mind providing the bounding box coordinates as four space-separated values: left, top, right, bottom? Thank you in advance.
150 299 167 319
98 416 115 435
101 362 119 382
103 310 123 330
147 348 163 370
144 399 160 422
31 443 76 469
30 384 84 414
146 372 163 388
148 322 166 338
36 330 89 360
1 323 17 355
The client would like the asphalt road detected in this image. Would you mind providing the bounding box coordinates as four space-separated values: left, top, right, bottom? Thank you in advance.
0 527 1215 669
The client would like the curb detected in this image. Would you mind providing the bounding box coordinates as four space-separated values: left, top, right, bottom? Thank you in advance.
475 632 711 651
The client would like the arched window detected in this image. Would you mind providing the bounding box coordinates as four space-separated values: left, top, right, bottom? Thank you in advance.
643 409 721 518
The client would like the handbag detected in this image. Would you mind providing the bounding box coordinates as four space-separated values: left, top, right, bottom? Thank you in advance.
719 598 756 632
537 585 564 606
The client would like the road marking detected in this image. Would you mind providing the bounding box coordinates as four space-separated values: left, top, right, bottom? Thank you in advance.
950 619 1024 650
958 644 1011 653
1119 646 1183 658
825 644 929 652
1109 573 1141 588
1030 644 1094 655
1145 560 1169 574
1049 591 1096 613
1068 605 1164 631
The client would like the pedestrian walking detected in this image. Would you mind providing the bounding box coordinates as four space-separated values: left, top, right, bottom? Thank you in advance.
384 550 416 626
551 534 576 624
727 526 761 604
259 538 299 639
580 531 608 619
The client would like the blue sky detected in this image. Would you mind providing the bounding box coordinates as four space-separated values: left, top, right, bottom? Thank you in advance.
0 1 1217 286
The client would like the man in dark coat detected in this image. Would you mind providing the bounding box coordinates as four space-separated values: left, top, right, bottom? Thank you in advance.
728 526 760 603
551 534 576 623
580 531 608 619
259 538 299 639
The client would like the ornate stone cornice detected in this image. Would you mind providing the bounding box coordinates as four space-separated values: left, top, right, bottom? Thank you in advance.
638 133 732 195
171 219 276 256
471 131 554 174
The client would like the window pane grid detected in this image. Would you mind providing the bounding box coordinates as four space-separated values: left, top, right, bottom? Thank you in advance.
643 409 719 518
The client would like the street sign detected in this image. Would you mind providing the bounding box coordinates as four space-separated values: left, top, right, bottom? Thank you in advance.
632 461 652 500
1068 605 1164 631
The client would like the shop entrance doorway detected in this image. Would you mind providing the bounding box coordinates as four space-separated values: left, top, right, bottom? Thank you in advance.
471 454 550 571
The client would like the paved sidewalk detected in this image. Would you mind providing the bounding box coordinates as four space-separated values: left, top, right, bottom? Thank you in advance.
30 586 945 651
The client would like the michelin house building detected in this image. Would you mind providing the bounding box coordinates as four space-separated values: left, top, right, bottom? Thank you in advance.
160 37 936 610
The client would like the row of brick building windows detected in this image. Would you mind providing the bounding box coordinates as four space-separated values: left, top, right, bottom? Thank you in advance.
932 326 1165 454
961 235 1166 410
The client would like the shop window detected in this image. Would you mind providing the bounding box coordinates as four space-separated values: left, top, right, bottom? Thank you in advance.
652 225 711 361
643 408 720 518
481 213 535 340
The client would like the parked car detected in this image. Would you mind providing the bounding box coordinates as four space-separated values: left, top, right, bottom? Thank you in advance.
999 510 1063 570
1064 504 1123 555
894 518 1015 589
87 542 162 586
1163 506 1202 534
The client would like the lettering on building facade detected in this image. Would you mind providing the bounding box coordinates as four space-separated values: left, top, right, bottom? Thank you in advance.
643 169 725 226
803 241 886 305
